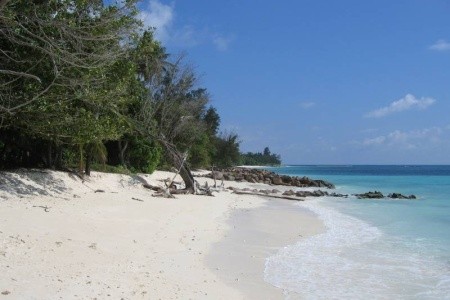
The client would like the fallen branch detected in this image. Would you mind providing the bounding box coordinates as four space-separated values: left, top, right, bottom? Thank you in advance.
232 190 305 201
143 183 163 192
32 205 50 212
195 181 214 196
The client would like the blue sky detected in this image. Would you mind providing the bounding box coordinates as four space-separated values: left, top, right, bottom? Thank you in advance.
135 0 450 164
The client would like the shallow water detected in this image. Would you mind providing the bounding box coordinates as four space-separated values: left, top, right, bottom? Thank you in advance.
264 165 450 299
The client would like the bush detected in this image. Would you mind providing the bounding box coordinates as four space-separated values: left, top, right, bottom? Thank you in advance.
128 138 162 174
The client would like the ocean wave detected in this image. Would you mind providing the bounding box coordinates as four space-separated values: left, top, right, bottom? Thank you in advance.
264 198 450 299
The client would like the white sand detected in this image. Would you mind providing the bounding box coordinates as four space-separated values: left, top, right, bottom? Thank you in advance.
0 169 324 299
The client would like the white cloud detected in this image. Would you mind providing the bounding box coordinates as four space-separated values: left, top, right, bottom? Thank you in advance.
429 39 450 51
363 136 386 146
361 127 443 149
139 0 174 42
138 1 233 51
365 94 436 118
213 35 233 51
299 102 315 109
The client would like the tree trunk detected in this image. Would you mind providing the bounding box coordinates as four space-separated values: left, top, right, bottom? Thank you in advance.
118 140 128 166
159 139 195 193
47 143 53 169
78 144 84 176
54 146 62 169
85 145 92 176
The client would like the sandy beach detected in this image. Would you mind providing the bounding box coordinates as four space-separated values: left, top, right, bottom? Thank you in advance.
0 169 324 299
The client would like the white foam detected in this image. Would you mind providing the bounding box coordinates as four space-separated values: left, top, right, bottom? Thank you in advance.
264 198 450 299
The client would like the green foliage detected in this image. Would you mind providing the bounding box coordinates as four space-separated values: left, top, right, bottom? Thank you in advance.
240 147 282 166
203 106 220 135
0 0 273 176
212 133 241 168
189 134 213 168
128 138 162 174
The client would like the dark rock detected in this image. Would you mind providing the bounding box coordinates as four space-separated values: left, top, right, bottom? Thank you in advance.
283 190 295 196
281 175 292 183
295 190 329 197
388 193 417 199
329 192 348 198
271 176 283 185
246 176 256 183
202 168 335 189
354 191 384 199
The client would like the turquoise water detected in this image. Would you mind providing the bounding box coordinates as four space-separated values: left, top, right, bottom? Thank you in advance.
264 165 450 299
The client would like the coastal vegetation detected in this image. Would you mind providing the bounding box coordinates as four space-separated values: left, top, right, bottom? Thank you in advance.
240 147 281 166
0 0 258 187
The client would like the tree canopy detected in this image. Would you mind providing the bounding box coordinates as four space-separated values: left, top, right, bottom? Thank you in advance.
0 0 280 182
241 147 282 166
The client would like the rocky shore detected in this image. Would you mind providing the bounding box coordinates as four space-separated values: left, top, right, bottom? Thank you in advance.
205 167 335 189
354 191 417 200
204 167 417 200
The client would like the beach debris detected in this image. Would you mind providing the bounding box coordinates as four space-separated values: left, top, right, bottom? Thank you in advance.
94 189 105 193
1 290 10 295
131 197 144 202
32 205 50 212
144 151 200 198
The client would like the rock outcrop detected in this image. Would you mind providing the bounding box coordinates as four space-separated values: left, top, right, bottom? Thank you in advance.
354 191 384 199
204 167 335 189
354 191 417 200
387 193 416 199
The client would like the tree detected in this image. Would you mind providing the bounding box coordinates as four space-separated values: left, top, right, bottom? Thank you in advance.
0 0 141 174
240 147 281 166
0 0 140 127
212 133 241 167
203 106 220 136
132 53 210 193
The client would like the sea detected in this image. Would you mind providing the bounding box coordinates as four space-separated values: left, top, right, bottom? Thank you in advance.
263 165 450 300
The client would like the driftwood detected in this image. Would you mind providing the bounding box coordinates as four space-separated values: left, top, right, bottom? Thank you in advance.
143 183 163 192
232 190 305 201
131 197 144 202
195 181 214 196
32 205 50 212
160 140 196 194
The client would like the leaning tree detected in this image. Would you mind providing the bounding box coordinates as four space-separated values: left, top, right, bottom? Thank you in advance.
133 50 210 193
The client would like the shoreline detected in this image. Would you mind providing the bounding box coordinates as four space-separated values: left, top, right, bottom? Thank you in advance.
0 169 325 299
207 198 324 299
